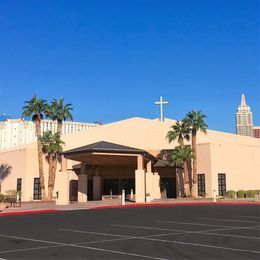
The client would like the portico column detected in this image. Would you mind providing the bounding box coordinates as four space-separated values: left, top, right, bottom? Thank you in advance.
153 172 161 199
93 167 101 200
146 161 154 200
135 155 146 203
78 163 88 202
56 157 70 205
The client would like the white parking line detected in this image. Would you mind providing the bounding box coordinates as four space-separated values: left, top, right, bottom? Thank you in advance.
0 234 64 246
113 224 260 240
0 233 167 260
81 237 135 244
201 232 260 240
157 220 231 228
0 236 135 255
198 217 259 223
112 224 187 233
77 245 168 260
232 215 260 219
137 236 260 255
197 224 260 233
59 228 136 238
59 227 260 255
0 245 63 255
156 220 260 239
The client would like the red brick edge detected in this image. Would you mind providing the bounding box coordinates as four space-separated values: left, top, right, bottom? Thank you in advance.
92 201 260 210
0 209 60 217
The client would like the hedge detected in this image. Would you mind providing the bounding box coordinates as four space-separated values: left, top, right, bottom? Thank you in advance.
0 194 6 202
236 190 247 198
225 190 236 198
246 190 257 198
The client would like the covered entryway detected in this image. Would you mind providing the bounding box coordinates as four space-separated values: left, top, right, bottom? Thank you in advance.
154 159 177 199
62 141 160 203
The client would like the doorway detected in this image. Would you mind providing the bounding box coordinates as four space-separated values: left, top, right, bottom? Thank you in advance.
88 179 93 201
160 178 176 198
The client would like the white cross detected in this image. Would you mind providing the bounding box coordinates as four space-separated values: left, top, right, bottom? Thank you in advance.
155 96 168 122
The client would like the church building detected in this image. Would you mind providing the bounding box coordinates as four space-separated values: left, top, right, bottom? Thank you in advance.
0 116 259 204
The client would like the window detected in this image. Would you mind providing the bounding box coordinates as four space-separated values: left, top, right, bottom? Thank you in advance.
198 174 206 196
218 173 226 196
17 178 22 193
33 178 42 200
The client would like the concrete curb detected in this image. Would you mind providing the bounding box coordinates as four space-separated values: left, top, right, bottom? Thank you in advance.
1 201 259 217
0 209 60 217
92 201 260 209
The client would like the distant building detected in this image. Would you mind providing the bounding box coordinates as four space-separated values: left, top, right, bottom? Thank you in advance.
253 126 260 138
236 94 253 137
0 119 98 150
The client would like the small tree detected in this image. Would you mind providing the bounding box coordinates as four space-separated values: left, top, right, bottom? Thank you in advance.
170 145 192 197
22 95 47 199
40 131 64 200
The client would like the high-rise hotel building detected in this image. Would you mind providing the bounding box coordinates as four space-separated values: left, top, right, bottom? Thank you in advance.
236 94 253 137
0 119 99 150
253 126 260 138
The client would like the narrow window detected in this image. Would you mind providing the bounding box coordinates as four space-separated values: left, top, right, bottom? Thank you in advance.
33 178 42 200
17 178 22 194
197 174 206 196
218 173 226 196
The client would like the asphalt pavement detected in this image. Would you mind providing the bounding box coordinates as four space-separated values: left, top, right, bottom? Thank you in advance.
0 204 259 259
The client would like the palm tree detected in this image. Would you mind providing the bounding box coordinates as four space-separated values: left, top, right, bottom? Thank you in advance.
170 145 192 197
45 98 73 198
40 131 64 200
184 111 208 197
166 120 191 196
22 95 47 200
166 121 190 146
46 98 73 135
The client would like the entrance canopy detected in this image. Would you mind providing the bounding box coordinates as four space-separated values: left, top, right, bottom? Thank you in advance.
62 141 157 166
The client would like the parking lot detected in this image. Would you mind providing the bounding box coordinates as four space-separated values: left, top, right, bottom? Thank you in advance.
0 204 259 259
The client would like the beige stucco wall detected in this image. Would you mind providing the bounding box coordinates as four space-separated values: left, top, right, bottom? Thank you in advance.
0 148 27 197
210 142 260 194
197 143 212 197
0 144 50 201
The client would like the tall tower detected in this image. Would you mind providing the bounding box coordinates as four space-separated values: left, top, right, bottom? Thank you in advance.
236 94 253 137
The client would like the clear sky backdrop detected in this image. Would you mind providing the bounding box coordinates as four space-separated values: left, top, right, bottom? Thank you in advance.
0 0 259 133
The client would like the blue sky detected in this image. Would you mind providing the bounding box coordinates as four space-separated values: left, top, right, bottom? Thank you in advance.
0 0 259 133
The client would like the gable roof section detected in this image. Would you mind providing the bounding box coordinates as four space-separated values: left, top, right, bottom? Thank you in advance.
63 141 157 161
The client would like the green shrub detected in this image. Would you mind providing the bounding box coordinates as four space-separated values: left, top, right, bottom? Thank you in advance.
0 194 6 202
237 190 246 198
255 190 260 195
225 190 236 198
5 190 18 199
246 190 257 198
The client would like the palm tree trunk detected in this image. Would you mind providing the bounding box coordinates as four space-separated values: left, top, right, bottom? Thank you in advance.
176 168 184 197
57 119 62 135
49 119 63 200
47 154 56 201
191 131 197 197
35 118 46 200
179 137 190 196
183 162 190 197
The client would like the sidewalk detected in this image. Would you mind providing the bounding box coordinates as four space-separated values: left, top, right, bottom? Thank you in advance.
0 197 259 216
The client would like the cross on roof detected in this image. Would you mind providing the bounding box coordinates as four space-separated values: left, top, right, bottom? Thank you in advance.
154 96 168 122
